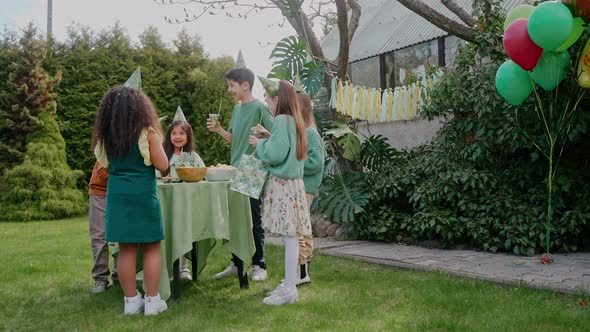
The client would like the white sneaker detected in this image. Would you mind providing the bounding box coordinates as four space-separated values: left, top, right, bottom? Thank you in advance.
252 265 268 281
180 269 192 281
91 280 107 293
214 262 238 279
266 279 285 297
263 287 298 305
124 290 144 315
144 294 168 316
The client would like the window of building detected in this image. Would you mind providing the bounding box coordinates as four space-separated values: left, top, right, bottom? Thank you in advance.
388 40 439 87
349 56 380 88
383 52 395 88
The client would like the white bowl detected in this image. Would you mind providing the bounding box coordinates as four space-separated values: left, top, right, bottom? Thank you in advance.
206 167 236 181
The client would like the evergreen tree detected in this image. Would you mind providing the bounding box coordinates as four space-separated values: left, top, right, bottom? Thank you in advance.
136 26 179 118
44 24 238 183
0 25 85 221
173 27 204 65
50 24 137 184
183 55 235 166
0 27 20 173
0 24 61 171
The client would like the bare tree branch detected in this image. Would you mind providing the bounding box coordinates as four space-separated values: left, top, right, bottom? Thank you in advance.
156 0 277 23
154 0 361 86
156 0 275 10
441 0 477 27
308 0 337 38
282 8 326 61
395 0 477 43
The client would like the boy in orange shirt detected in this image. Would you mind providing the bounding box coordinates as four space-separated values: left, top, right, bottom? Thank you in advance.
89 161 118 292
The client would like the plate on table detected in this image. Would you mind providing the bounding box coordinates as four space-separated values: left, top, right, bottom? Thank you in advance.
157 176 181 183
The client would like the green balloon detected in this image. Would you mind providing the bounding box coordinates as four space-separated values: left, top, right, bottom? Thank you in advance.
532 52 571 91
496 60 533 106
555 17 585 53
528 1 573 51
504 4 535 31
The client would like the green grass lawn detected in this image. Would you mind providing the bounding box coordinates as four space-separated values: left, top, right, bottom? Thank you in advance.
0 216 588 331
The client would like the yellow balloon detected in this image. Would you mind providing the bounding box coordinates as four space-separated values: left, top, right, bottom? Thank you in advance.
578 39 590 88
504 4 535 31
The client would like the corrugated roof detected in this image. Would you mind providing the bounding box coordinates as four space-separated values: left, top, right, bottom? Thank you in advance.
321 0 531 63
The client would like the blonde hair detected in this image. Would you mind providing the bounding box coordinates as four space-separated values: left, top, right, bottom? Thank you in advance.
296 92 316 128
275 80 307 160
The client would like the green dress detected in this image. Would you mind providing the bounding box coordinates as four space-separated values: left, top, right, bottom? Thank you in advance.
105 142 164 243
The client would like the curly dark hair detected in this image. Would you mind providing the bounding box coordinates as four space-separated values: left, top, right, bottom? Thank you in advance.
92 86 161 159
163 120 195 161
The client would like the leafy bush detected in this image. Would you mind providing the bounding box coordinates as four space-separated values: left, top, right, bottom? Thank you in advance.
0 113 86 221
347 131 589 255
319 172 368 224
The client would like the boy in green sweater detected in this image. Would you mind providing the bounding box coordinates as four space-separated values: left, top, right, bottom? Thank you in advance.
208 67 274 281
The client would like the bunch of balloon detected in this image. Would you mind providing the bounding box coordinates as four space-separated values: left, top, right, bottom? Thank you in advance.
495 1 590 263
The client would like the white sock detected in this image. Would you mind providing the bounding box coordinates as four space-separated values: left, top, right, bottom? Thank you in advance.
181 256 189 271
125 290 142 301
283 235 299 292
145 293 161 301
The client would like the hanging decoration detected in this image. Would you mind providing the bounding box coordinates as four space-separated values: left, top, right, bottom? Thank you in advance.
329 69 444 123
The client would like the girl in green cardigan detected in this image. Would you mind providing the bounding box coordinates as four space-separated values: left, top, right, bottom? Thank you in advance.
249 79 311 305
297 92 324 285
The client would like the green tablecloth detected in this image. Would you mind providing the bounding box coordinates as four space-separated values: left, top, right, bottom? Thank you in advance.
114 180 255 301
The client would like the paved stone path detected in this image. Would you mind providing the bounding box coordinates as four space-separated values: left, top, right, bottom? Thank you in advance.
266 236 590 294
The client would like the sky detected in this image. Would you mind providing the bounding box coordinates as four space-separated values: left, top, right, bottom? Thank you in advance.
0 0 298 100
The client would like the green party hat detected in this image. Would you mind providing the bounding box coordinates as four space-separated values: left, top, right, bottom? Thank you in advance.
124 67 142 90
258 76 279 97
235 49 247 69
172 106 187 123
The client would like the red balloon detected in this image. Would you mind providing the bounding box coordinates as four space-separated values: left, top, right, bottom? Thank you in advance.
562 0 590 22
503 19 543 71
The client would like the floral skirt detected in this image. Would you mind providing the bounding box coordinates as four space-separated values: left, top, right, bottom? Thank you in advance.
262 175 312 237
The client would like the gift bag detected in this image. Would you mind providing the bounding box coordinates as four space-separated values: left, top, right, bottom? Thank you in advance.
230 153 268 199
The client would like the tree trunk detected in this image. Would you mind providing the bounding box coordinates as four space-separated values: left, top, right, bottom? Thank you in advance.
285 10 326 64
335 0 350 81
441 0 477 27
348 0 362 43
396 0 477 43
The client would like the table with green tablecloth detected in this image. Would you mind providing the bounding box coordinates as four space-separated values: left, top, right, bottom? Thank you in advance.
114 180 255 301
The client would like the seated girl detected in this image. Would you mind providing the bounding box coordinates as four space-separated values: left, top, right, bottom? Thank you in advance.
161 119 205 281
159 120 205 178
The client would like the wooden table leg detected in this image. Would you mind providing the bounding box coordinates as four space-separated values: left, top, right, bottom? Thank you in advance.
233 256 249 289
191 242 198 281
172 258 180 301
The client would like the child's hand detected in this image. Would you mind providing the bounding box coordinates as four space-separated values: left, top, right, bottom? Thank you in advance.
147 130 163 145
249 134 260 148
251 124 270 138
